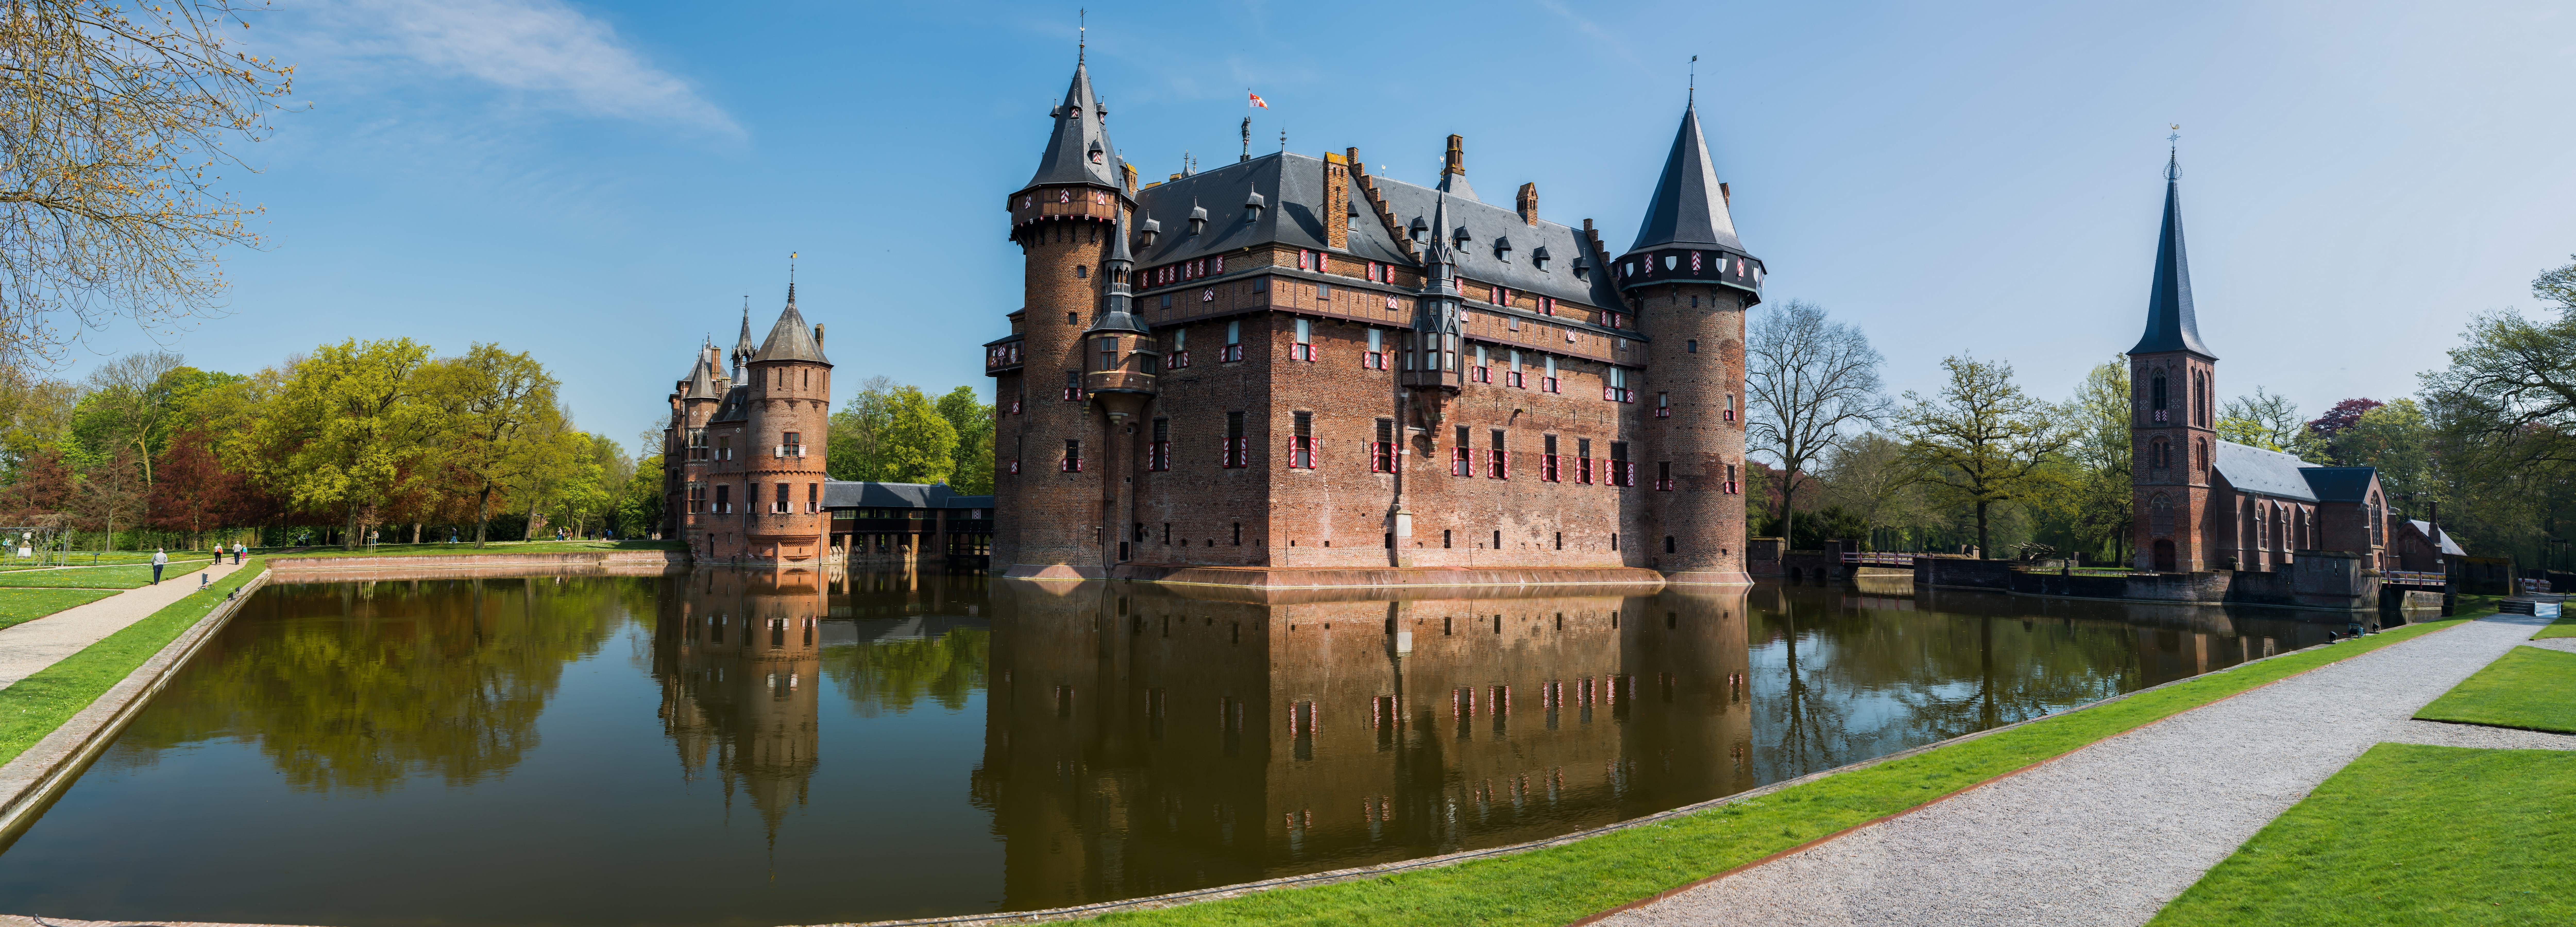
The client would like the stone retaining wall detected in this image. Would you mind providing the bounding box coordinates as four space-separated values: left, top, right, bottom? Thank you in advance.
267 550 689 580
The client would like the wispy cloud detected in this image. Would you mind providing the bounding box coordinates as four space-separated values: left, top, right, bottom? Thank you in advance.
296 0 741 138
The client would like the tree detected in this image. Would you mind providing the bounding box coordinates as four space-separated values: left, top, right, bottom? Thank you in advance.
2051 356 2134 564
72 351 185 489
419 344 560 547
146 427 239 545
244 338 437 549
2337 399 2434 516
2217 386 2302 453
0 1 296 370
1893 355 2070 559
1746 299 1887 548
2304 398 2385 462
872 387 958 485
935 385 994 494
1816 432 1920 539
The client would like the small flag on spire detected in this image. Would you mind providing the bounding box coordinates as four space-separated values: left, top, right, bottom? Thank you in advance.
1248 92 1269 109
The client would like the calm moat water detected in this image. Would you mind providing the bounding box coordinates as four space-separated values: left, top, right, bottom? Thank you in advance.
0 571 2355 926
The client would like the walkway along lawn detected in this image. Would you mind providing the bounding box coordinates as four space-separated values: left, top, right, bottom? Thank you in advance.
2412 646 2576 734
1074 614 2483 927
0 560 211 590
2147 743 2574 926
0 590 120 631
0 559 266 767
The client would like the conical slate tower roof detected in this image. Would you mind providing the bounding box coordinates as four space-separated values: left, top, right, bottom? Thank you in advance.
752 284 831 365
1023 59 1122 193
1085 215 1150 336
2130 154 2215 359
1625 102 1743 254
682 350 721 400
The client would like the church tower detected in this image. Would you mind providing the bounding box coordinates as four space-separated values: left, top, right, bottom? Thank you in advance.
2129 149 2219 572
1621 100 1761 585
995 54 1134 579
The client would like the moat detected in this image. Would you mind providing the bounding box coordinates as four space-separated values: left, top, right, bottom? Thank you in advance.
0 571 2359 927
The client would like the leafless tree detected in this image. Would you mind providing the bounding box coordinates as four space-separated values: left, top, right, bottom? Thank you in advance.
1748 299 1889 546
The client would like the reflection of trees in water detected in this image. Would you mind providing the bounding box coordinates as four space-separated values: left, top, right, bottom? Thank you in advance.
821 629 988 717
119 578 626 792
1750 589 2147 782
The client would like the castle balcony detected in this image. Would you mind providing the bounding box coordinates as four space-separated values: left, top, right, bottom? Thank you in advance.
984 335 1025 375
1008 186 1122 234
1083 368 1157 397
1399 369 1464 392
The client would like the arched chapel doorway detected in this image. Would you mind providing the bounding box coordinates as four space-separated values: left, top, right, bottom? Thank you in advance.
2153 538 2177 573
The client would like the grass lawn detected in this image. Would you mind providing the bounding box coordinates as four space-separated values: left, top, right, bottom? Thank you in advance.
2535 612 2575 639
267 539 682 560
0 559 266 766
0 589 121 630
0 559 211 590
2412 646 2576 734
2150 743 2574 926
1071 614 2482 927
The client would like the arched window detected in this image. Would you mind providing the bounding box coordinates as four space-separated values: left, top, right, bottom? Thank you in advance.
2197 439 2209 474
2151 374 2168 411
2149 493 2175 537
2151 438 2170 469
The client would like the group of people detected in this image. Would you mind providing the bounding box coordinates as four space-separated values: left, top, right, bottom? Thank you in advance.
146 542 251 586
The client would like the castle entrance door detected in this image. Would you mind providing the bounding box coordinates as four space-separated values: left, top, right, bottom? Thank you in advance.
2153 538 2177 573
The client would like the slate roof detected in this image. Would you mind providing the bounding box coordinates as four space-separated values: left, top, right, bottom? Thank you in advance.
732 307 757 366
680 351 720 400
750 288 830 365
1130 152 1624 310
2405 520 2465 556
2130 155 2216 359
708 384 751 423
1086 213 1151 336
2212 440 2319 502
2297 466 2378 503
821 480 995 511
1023 60 1122 193
1624 101 1744 255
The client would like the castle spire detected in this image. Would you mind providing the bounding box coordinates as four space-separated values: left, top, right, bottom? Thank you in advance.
1625 99 1741 254
731 298 756 380
1022 56 1122 194
1084 214 1149 337
2130 138 2215 359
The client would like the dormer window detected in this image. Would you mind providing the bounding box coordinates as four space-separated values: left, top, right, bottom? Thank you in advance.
1347 205 1360 231
1088 142 1104 165
1409 216 1428 242
1244 191 1266 221
1140 215 1160 248
1188 203 1208 236
1572 256 1589 280
1452 225 1472 248
1532 245 1551 271
1494 236 1513 262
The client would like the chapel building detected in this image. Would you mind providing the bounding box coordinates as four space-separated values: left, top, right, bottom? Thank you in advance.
987 59 1764 585
2128 153 2400 573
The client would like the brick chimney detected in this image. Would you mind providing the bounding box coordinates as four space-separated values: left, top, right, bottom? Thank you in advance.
1443 134 1464 179
1323 150 1352 251
1516 182 1538 225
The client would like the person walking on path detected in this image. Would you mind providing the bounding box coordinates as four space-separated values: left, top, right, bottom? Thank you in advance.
149 548 167 585
232 542 243 565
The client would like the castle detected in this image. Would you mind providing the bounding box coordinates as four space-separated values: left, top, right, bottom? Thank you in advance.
2125 152 2401 573
662 293 834 563
987 58 1761 585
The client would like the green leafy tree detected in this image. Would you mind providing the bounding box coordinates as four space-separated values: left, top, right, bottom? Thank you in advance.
935 385 994 494
825 375 896 482
243 338 438 549
2216 386 2303 453
418 344 560 547
1893 355 2071 559
2052 356 2134 563
2340 399 2434 515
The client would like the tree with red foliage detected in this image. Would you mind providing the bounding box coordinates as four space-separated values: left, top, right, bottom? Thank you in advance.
3 448 76 523
2307 398 2384 440
149 428 242 546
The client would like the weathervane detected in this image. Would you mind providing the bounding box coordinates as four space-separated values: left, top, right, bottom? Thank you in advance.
1689 55 1697 104
1078 8 1085 62
2166 124 2181 181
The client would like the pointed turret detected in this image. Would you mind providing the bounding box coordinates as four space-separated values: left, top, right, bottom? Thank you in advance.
1401 193 1467 394
731 301 757 379
2130 153 2215 359
1627 102 1742 254
683 350 720 400
752 284 831 365
1084 215 1150 337
1022 59 1122 194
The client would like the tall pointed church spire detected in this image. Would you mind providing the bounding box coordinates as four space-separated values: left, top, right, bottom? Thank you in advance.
1023 56 1122 194
2130 140 2215 359
1625 100 1742 254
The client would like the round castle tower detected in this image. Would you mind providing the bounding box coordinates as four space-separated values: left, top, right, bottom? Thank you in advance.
1622 100 1762 585
740 284 832 562
995 56 1134 579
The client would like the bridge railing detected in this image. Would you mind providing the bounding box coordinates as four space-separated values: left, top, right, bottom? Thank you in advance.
1840 552 1918 567
2382 570 2445 587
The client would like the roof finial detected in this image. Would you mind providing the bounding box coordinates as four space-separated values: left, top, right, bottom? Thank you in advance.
1240 114 1250 163
2166 124 2180 182
1279 125 1286 152
787 251 798 305
1688 55 1697 106
1077 8 1085 63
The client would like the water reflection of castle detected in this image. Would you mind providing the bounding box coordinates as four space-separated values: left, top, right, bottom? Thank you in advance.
973 583 1754 909
655 569 827 838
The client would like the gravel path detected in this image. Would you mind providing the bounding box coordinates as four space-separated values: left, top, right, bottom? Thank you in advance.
2525 635 2576 654
0 559 246 691
1599 613 2556 927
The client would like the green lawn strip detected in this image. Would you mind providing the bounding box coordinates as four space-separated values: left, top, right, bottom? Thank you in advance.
266 540 682 560
2150 743 2574 926
0 560 211 590
0 590 121 630
2412 646 2576 734
2535 612 2575 639
0 559 266 767
1088 615 2479 927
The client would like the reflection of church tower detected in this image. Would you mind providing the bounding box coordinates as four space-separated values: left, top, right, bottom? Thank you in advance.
656 568 828 839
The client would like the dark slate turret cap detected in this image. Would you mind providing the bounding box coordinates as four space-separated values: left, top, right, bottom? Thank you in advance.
2130 153 2215 359
731 303 757 368
1625 102 1744 254
682 352 720 400
752 284 832 365
1086 214 1152 337
1022 60 1122 194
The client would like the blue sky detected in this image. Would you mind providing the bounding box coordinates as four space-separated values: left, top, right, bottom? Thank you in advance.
56 0 2576 456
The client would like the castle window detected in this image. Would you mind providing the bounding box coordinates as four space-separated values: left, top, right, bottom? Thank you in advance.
1317 282 1332 299
1097 336 1119 371
1611 441 1633 487
1578 437 1594 484
1298 250 1312 271
2198 438 2209 473
1606 367 1631 402
1150 418 1170 471
1233 522 1243 545
687 481 704 513
1160 294 1172 308
1443 529 1453 548
1224 412 1248 468
1289 412 1315 469
1064 370 1082 401
1489 429 1509 479
1543 434 1560 482
1364 328 1384 369
1495 236 1512 262
1541 296 1555 316
1687 339 1698 353
1725 393 1736 421
781 432 802 458
1076 265 1088 278
1061 439 1083 473
1507 350 1524 388
1656 461 1673 491
1473 345 1490 382
1453 425 1473 477
1372 418 1395 473
716 436 731 461
1166 328 1189 368
715 484 730 514
772 483 790 512
807 482 818 514
1291 318 1315 361
1727 463 1740 494
747 482 759 513
1544 356 1560 393
1222 320 1244 362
